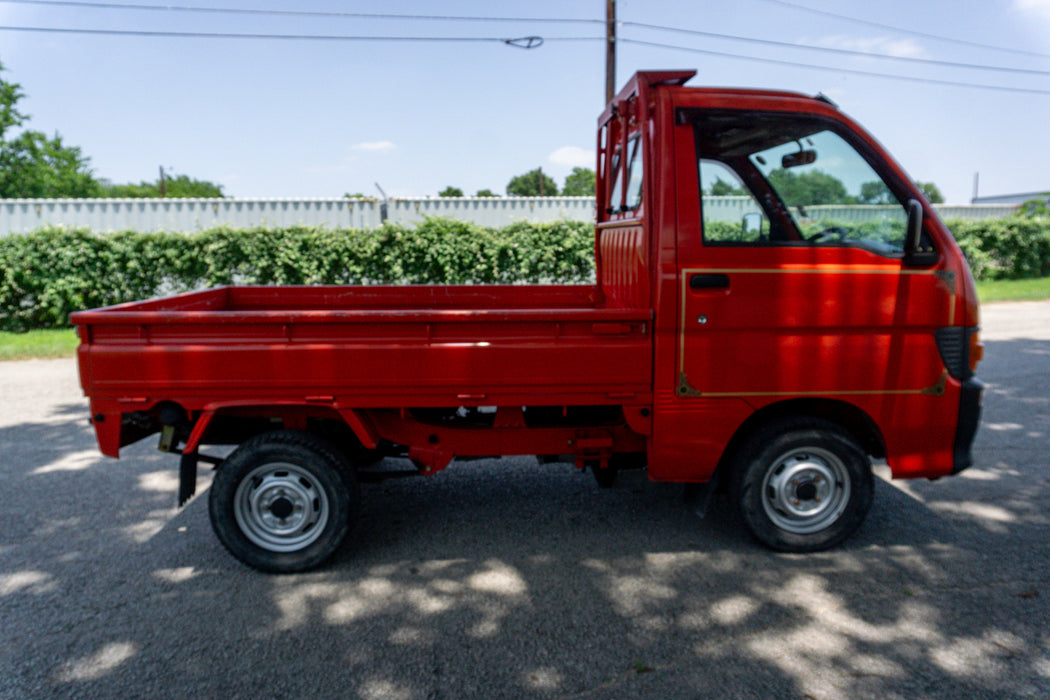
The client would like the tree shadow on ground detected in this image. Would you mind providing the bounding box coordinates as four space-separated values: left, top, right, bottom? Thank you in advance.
1 338 1048 699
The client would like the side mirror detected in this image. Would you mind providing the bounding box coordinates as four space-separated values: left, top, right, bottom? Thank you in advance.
742 212 763 236
904 198 923 255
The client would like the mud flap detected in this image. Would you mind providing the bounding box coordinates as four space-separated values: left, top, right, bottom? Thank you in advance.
179 451 198 507
683 473 720 518
953 377 984 474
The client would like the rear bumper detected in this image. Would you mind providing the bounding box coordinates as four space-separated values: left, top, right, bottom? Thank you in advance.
952 377 984 474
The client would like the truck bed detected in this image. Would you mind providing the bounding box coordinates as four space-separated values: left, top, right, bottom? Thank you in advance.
72 285 653 450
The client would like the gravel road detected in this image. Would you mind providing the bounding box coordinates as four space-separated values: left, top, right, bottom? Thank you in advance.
1 300 1048 699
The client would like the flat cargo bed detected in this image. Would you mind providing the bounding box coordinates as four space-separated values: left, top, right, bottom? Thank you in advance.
72 285 653 409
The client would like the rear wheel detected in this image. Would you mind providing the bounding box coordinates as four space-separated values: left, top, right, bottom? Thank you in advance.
208 430 359 573
731 418 873 552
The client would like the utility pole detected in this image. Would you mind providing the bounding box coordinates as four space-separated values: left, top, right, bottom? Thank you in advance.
605 0 616 105
374 182 389 223
159 165 167 197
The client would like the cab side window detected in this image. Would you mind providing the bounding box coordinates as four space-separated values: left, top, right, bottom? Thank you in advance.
699 159 768 243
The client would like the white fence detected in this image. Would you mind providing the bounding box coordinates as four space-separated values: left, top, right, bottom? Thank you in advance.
695 196 1019 223
0 197 596 235
0 196 1019 236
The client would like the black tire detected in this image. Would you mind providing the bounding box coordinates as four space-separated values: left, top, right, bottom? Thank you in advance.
730 418 873 552
208 430 359 573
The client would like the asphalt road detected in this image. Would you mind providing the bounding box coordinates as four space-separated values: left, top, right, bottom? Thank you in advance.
1 301 1048 699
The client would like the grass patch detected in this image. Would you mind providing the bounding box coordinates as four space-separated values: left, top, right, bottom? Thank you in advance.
976 276 1050 303
0 328 79 361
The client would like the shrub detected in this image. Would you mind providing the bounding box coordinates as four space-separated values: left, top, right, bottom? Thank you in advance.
2 215 1047 331
0 219 596 330
945 217 1050 280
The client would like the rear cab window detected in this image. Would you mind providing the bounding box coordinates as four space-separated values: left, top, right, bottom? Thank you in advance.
607 135 643 216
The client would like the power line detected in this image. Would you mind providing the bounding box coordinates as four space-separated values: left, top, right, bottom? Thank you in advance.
9 0 1046 78
4 1 1047 92
2 24 1043 95
0 25 597 44
1 0 604 24
621 38 1050 96
754 0 1050 60
624 21 1050 78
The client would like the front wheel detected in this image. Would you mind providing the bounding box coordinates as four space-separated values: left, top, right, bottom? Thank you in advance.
731 419 873 552
208 430 359 573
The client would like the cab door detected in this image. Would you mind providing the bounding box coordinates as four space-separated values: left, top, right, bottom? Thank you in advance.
675 111 951 419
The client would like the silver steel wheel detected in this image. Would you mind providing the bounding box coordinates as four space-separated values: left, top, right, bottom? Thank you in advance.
233 462 331 553
761 446 851 535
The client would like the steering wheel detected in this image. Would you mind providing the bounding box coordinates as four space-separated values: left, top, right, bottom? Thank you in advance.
807 226 849 243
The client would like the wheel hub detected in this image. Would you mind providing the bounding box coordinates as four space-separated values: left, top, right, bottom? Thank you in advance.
761 448 851 535
794 481 818 501
233 462 330 553
269 496 295 520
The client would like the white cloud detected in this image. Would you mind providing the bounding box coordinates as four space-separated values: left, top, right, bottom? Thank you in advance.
1015 0 1050 20
547 146 595 168
1016 0 1050 10
351 141 396 152
809 34 926 59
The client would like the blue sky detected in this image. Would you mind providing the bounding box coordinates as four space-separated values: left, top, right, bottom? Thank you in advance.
0 0 1048 202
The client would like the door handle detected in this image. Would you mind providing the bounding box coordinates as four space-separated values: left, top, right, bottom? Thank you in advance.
689 273 730 290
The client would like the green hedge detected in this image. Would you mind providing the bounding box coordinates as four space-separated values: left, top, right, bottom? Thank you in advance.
704 216 1049 282
1 215 1047 331
944 217 1050 282
0 219 595 331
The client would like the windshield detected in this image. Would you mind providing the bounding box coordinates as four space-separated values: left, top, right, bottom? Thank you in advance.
692 111 920 255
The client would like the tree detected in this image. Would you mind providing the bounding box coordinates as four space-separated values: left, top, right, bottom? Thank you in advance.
915 181 944 204
474 188 498 197
506 168 558 196
708 177 747 196
0 62 101 198
99 173 225 198
0 131 100 197
1020 194 1050 218
1 63 227 199
562 167 595 196
767 169 852 207
860 179 945 205
438 186 464 197
859 180 893 204
0 67 26 139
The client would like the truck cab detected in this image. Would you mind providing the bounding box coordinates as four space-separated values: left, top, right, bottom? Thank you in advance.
598 70 980 475
594 70 981 548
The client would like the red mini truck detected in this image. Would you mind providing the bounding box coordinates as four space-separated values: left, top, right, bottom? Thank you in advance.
72 71 983 572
